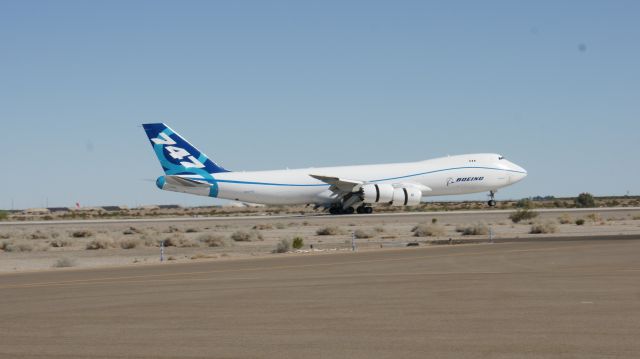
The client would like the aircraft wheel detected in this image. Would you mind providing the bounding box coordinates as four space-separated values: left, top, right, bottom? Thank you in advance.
365 207 373 214
329 207 340 215
344 207 355 214
356 206 365 214
488 200 497 207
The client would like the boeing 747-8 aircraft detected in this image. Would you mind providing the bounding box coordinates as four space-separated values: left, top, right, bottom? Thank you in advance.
143 123 527 214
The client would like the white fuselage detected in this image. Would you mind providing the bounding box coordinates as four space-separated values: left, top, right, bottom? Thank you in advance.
208 153 527 205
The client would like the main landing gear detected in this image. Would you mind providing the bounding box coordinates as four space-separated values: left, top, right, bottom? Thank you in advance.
487 190 497 207
356 205 373 214
329 204 373 215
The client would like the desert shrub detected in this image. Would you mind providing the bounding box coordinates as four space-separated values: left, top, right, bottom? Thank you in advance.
0 210 7 220
373 226 385 233
456 223 490 236
0 232 11 239
197 234 228 247
3 242 33 252
354 229 373 239
252 223 273 230
292 236 304 249
51 232 60 239
72 230 93 238
0 241 9 250
164 226 181 233
316 226 342 235
575 192 595 208
50 239 71 248
431 218 438 224
53 257 76 268
230 230 263 242
633 215 640 220
558 214 572 224
411 224 445 237
163 233 199 247
575 218 585 225
29 230 48 240
119 238 140 249
275 223 286 229
509 209 538 223
274 239 291 253
86 238 115 250
530 222 557 234
185 228 199 233
516 198 533 209
191 253 216 260
123 227 142 235
586 213 602 223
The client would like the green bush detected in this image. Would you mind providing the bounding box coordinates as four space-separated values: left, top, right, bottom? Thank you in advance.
575 192 595 208
509 209 538 223
575 219 585 225
0 211 7 221
292 236 304 249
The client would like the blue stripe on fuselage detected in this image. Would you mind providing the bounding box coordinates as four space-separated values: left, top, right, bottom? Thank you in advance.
193 166 524 187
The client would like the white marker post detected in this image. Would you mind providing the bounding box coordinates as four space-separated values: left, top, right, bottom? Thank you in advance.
160 240 165 262
489 227 494 244
351 231 356 251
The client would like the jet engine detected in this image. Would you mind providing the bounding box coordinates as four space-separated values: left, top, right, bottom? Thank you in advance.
361 183 394 203
390 186 422 206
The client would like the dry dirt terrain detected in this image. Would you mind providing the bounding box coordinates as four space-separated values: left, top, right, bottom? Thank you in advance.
1 208 639 273
1 238 639 358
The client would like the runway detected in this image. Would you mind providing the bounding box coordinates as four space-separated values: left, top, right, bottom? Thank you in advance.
1 238 639 358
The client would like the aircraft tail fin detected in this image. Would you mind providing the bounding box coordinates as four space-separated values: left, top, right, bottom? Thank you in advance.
142 123 230 175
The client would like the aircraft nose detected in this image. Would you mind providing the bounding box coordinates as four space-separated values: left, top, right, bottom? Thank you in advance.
509 162 527 182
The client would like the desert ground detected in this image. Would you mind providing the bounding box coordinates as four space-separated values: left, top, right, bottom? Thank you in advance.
1 238 639 358
1 208 639 273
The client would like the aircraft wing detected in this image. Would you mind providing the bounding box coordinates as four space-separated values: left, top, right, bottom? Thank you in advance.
309 174 363 194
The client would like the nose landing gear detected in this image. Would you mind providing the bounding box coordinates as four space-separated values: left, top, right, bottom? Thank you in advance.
487 190 497 207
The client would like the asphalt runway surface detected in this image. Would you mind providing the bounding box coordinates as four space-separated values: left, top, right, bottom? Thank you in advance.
1 238 639 358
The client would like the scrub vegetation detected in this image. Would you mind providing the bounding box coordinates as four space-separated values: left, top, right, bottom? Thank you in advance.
456 223 490 236
411 224 446 237
509 209 538 223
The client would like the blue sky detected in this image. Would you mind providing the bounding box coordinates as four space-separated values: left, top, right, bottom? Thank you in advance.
1 1 639 209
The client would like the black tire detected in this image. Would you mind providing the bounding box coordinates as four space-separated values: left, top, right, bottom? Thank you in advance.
356 206 365 214
344 207 355 214
329 207 339 215
365 207 373 214
488 200 497 207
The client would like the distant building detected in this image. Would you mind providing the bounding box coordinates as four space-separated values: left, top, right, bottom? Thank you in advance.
47 207 70 213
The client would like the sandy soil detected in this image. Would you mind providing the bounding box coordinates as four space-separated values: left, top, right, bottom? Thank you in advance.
1 209 639 273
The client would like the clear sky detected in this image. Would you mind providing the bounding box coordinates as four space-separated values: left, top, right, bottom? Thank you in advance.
1 1 639 209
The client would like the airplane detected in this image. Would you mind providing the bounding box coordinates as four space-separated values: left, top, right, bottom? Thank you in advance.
142 123 527 214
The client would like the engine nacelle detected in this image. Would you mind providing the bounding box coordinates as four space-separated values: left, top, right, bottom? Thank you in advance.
390 187 422 206
361 183 394 203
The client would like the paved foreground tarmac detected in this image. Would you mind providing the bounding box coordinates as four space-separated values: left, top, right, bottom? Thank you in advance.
1 239 639 358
